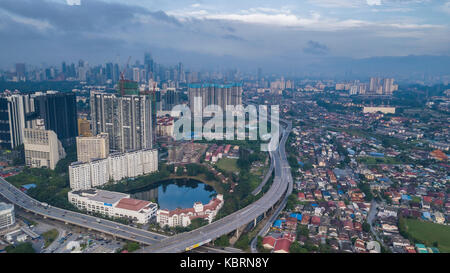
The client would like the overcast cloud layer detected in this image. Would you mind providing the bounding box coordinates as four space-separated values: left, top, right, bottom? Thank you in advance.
0 0 449 73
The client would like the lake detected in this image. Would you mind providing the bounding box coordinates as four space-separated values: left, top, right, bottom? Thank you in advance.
130 178 217 211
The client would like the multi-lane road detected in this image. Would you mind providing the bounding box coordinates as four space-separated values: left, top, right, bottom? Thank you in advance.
0 118 293 253
0 178 167 245
250 120 294 252
137 120 293 253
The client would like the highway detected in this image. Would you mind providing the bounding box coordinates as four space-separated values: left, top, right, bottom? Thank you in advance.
0 177 167 245
0 118 293 254
250 118 294 252
251 149 275 196
137 119 293 253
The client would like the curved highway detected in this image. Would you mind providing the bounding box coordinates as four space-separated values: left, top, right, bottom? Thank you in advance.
0 178 167 245
137 119 293 253
0 118 293 253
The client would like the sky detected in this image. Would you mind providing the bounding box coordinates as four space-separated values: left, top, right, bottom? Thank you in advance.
0 0 449 73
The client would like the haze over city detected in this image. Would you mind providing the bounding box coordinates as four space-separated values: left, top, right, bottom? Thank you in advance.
0 0 449 264
0 0 449 76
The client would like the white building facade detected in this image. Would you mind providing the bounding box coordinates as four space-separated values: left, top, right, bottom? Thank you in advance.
69 149 158 190
157 194 224 228
68 189 157 224
0 202 15 230
24 128 66 170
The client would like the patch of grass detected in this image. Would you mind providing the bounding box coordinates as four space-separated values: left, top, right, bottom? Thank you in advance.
120 241 141 253
42 229 59 248
357 156 400 165
216 158 239 174
5 242 35 253
401 218 450 253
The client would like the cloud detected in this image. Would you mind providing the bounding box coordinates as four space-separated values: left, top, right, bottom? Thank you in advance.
66 0 81 6
0 0 448 72
367 0 382 5
0 0 181 32
303 40 329 55
168 7 442 32
443 1 450 14
222 34 245 42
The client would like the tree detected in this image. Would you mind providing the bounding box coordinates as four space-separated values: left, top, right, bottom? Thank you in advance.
235 234 250 250
5 242 35 253
122 242 140 252
362 221 371 233
286 194 298 211
297 225 309 238
215 235 230 247
176 166 185 176
290 241 307 253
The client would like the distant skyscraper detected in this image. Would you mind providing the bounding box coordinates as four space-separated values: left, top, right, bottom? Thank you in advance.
369 77 381 94
144 53 154 81
15 63 26 80
62 62 67 77
105 63 113 82
90 92 153 153
163 89 179 111
257 68 263 84
133 67 140 83
383 78 395 95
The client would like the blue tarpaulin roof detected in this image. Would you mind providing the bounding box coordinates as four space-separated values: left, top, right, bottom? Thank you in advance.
402 194 412 201
22 184 37 190
369 152 385 157
273 220 284 228
422 212 431 219
289 213 302 221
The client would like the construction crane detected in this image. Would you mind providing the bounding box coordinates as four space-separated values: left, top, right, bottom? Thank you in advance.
119 56 132 96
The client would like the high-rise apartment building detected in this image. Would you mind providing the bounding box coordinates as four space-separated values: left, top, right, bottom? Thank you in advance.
0 93 34 149
188 83 243 114
90 92 153 153
76 133 109 163
24 128 66 170
15 63 26 81
369 77 397 95
69 149 158 190
383 78 395 95
133 67 140 83
32 91 78 142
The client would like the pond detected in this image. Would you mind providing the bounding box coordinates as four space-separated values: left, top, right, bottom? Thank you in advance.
130 178 217 211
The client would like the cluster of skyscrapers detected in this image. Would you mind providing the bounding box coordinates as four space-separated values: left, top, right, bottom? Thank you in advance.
0 91 77 150
369 77 397 95
0 91 78 169
340 77 398 96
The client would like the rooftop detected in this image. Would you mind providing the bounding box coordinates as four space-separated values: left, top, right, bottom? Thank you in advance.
71 189 128 205
116 198 153 212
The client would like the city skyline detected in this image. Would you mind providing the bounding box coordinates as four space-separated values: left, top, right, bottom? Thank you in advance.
0 0 449 259
0 0 449 75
